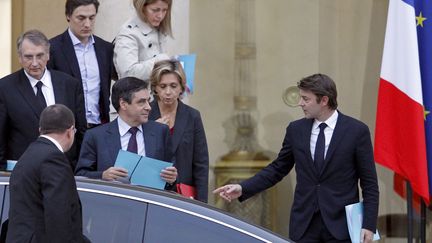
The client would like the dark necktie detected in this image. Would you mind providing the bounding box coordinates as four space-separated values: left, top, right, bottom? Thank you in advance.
127 127 139 154
35 81 47 108
314 123 327 173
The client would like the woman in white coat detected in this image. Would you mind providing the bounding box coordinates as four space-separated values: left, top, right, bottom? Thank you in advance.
114 0 172 80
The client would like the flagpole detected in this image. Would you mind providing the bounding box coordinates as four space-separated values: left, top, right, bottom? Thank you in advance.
420 200 426 243
406 181 413 243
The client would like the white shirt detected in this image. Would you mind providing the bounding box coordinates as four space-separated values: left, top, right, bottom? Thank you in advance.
24 68 55 106
117 116 146 156
310 110 338 160
68 28 101 124
40 135 63 152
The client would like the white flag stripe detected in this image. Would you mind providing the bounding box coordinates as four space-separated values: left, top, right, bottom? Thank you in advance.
380 0 423 105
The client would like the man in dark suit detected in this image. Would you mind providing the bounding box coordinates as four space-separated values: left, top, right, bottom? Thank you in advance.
48 0 114 127
214 74 379 243
7 104 89 243
0 29 86 170
75 77 177 188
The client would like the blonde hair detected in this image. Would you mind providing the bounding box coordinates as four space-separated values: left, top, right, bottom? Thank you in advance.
150 60 186 96
133 0 173 36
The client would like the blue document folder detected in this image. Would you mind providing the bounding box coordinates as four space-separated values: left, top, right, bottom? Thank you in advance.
114 150 172 190
114 150 141 180
6 160 17 171
345 202 380 243
177 54 196 94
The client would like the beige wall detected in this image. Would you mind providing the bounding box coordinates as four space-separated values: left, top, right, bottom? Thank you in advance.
7 0 421 240
189 0 409 238
0 0 11 77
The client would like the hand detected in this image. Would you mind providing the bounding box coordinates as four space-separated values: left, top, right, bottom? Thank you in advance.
212 184 242 202
161 166 177 184
360 228 374 243
102 167 128 181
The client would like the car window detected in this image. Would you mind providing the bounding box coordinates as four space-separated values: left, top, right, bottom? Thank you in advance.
144 204 264 243
79 191 147 243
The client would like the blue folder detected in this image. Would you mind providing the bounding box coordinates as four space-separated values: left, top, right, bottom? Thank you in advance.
6 160 17 171
345 201 380 243
114 150 172 190
177 54 196 94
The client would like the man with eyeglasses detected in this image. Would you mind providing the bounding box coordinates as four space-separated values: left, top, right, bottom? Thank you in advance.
0 29 86 170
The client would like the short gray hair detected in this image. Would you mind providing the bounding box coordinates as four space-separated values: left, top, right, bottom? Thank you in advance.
16 29 50 55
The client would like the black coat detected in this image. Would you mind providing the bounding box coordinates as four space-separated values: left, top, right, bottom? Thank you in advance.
7 137 88 243
149 100 209 202
0 69 86 169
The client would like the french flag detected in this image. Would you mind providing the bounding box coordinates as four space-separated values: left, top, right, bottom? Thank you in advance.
374 0 430 203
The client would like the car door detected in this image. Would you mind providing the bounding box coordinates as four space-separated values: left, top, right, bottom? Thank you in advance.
78 190 148 243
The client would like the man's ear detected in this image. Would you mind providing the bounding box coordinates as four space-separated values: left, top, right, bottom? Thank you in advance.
119 98 127 110
321 96 329 106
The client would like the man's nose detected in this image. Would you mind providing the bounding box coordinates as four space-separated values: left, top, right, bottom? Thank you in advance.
83 18 91 27
31 58 39 66
144 101 151 110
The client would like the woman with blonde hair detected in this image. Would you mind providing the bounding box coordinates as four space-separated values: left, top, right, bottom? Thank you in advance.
114 0 172 80
149 60 209 202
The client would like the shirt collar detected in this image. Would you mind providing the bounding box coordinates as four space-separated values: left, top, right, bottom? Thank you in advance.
68 28 95 46
117 116 143 136
313 110 338 130
40 135 64 152
24 68 52 89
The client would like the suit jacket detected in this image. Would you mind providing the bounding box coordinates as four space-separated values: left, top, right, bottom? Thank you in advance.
6 137 88 243
75 119 172 181
0 69 87 170
239 112 379 241
48 30 114 123
149 100 209 202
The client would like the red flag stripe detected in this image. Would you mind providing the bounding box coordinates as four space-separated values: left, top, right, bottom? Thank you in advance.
375 78 429 202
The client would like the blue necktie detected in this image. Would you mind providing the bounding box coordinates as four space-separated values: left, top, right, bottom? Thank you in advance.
314 123 327 173
127 127 139 154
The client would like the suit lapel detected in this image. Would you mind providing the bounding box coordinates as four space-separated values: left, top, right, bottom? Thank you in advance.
105 119 122 160
320 112 348 175
170 102 187 154
94 38 107 82
51 71 66 104
61 31 82 80
142 122 156 157
16 70 44 117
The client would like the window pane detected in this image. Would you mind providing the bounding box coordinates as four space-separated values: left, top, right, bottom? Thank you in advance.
79 191 147 243
144 204 263 243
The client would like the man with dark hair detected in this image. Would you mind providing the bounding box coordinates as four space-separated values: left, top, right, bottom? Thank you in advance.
0 29 86 170
48 0 114 127
214 74 379 243
7 104 89 243
75 77 177 189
